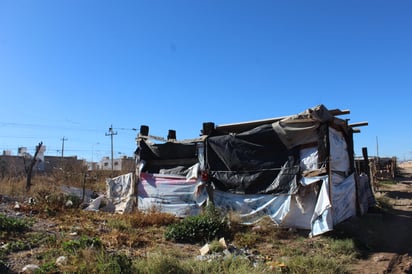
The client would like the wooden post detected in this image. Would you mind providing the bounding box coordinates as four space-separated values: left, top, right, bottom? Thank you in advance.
362 147 375 193
25 142 43 192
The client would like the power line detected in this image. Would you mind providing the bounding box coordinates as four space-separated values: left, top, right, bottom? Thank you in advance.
115 127 137 131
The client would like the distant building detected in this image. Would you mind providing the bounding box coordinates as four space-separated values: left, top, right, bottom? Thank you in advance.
96 156 135 172
0 154 24 176
18 147 30 157
0 153 84 176
42 155 84 173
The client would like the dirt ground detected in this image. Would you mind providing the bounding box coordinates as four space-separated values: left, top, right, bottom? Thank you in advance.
341 167 412 274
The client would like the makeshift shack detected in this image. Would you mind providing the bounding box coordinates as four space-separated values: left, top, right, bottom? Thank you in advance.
131 104 375 236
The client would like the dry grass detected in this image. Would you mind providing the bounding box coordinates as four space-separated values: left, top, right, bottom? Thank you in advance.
0 176 26 199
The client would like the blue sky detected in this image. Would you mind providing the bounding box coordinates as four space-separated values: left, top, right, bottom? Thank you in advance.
0 1 411 162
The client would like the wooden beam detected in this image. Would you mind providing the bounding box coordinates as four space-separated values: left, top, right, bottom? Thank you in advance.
329 109 350 116
216 116 290 133
348 121 368 127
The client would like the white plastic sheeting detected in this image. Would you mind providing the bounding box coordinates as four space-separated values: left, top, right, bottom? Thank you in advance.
329 127 350 172
310 176 333 236
212 172 358 236
309 173 357 235
213 190 291 225
84 195 105 212
283 176 324 232
299 147 318 171
331 173 357 225
106 172 136 214
212 175 333 236
137 172 207 217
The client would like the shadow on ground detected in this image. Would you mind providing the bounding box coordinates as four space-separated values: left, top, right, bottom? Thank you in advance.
331 170 412 258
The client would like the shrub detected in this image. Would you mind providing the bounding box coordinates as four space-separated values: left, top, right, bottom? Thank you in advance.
97 253 133 274
62 235 102 253
8 240 30 252
0 214 31 232
165 205 230 244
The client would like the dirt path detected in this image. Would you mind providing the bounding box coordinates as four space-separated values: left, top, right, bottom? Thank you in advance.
340 167 412 273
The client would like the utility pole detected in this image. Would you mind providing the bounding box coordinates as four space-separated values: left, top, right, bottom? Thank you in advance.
61 137 68 159
376 136 379 158
105 125 117 174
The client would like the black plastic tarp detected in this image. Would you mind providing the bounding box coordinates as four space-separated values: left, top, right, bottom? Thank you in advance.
138 140 198 174
206 124 300 194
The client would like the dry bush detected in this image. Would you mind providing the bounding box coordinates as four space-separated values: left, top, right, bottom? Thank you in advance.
130 210 177 227
105 210 177 230
0 177 26 198
0 174 65 200
227 210 247 233
100 229 150 250
31 183 66 212
47 209 175 251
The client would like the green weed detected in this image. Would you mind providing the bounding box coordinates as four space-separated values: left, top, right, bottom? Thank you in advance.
0 214 31 232
165 205 230 244
62 235 102 253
